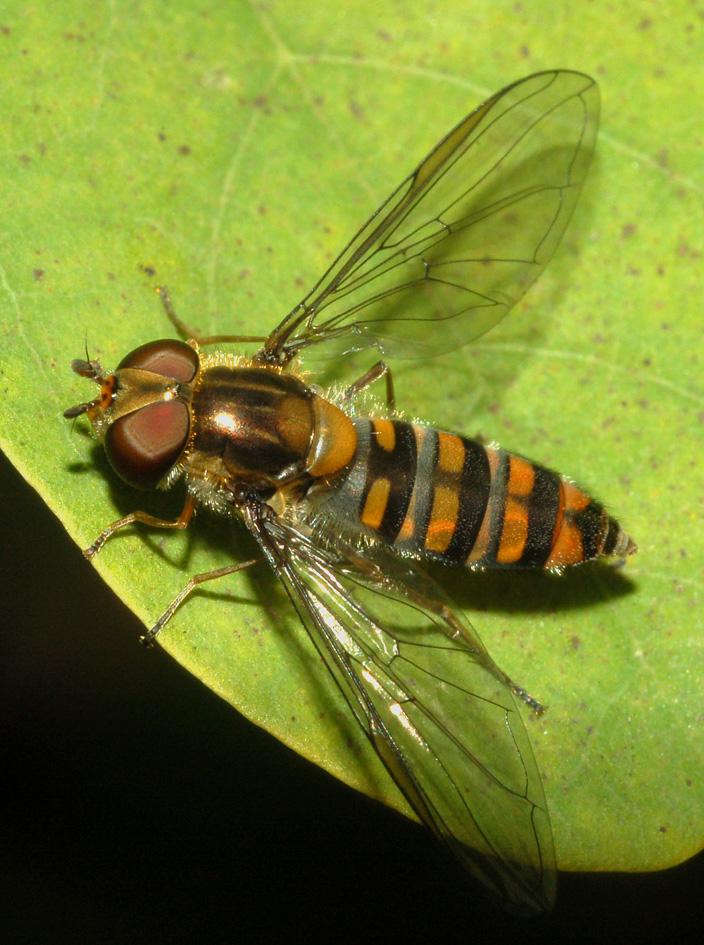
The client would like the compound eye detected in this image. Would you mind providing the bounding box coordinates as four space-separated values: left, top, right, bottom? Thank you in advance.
117 339 199 383
105 401 190 489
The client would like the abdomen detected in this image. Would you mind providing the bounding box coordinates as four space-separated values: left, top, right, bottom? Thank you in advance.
313 418 633 570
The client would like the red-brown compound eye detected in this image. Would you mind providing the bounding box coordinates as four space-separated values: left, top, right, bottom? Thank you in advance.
117 339 199 383
105 401 190 489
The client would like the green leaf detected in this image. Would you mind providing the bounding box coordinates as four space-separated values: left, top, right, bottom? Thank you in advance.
1 0 702 877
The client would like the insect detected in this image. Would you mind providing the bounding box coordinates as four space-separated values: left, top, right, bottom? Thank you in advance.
65 70 636 915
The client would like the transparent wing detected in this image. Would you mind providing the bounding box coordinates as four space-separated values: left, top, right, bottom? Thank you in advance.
265 70 599 362
244 505 556 915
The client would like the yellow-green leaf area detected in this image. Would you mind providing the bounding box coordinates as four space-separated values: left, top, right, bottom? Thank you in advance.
1 0 702 876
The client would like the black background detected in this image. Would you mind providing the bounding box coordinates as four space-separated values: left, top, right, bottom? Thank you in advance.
2 448 702 945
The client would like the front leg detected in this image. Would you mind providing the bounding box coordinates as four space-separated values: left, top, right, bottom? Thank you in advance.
157 286 267 348
84 495 196 558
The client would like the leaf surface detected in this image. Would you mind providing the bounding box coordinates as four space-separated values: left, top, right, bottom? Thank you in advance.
1 0 702 874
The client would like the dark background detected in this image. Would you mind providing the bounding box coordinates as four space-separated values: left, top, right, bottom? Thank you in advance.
2 448 702 945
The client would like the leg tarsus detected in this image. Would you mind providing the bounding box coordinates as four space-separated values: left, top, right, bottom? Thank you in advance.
505 680 547 716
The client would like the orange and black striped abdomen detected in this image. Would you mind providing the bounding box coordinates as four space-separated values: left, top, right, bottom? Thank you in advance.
319 419 631 569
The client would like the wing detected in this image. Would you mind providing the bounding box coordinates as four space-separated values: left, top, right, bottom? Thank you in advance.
243 502 556 915
263 70 599 363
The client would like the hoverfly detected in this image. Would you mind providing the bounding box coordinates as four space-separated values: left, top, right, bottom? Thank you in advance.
64 70 636 915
